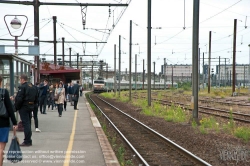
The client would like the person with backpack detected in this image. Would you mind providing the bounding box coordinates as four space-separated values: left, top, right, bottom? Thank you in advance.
0 75 17 166
15 74 38 146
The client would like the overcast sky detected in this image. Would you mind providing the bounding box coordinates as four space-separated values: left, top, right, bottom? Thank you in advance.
0 0 250 74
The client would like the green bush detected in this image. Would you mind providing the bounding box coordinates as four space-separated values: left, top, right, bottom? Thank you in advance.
234 127 250 142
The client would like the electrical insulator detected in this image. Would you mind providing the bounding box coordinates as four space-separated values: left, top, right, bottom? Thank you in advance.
109 7 111 17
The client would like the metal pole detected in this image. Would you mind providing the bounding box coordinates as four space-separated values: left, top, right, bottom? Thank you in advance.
219 56 220 87
14 36 18 56
125 68 127 80
91 61 93 90
230 70 231 86
34 0 40 83
143 59 145 90
249 44 250 92
164 58 166 90
114 44 117 96
106 63 108 79
192 0 200 120
62 37 65 66
53 16 57 65
77 53 79 69
69 47 72 67
153 62 155 89
129 20 132 101
135 54 137 91
225 58 226 86
244 65 245 88
232 19 237 95
172 66 173 88
202 52 204 89
198 48 200 90
208 31 211 93
147 0 152 106
119 35 121 97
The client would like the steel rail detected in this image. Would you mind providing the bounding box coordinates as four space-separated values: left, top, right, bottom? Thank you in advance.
199 99 250 107
88 94 149 166
158 99 250 123
97 96 211 166
138 96 250 123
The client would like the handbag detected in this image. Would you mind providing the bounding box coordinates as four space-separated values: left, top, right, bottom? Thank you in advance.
0 88 8 118
72 95 78 102
7 127 23 163
54 93 59 101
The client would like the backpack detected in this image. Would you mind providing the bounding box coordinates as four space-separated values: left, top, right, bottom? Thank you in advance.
0 88 8 118
24 82 38 104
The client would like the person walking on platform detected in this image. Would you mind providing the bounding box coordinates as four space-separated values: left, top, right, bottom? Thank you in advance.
54 84 58 108
66 83 70 102
48 84 55 110
69 82 74 106
39 79 49 114
60 81 67 111
33 83 41 132
15 74 38 146
55 82 65 117
79 85 83 97
72 81 80 110
0 75 17 166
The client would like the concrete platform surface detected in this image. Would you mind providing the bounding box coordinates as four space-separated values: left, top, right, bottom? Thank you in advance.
3 92 119 166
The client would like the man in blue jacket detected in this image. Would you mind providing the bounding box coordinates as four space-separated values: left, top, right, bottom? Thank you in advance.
39 79 49 114
71 81 80 110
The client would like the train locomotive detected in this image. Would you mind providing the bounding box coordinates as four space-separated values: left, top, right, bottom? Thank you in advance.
93 78 178 93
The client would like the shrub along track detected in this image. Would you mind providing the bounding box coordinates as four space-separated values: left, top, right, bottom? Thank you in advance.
90 94 210 166
89 93 250 166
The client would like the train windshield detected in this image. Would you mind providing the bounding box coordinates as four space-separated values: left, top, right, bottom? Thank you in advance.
94 80 104 84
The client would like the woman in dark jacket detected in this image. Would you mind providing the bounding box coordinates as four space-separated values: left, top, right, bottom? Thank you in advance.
0 75 17 166
48 84 55 110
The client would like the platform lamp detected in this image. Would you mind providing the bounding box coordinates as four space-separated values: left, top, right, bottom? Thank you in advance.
4 15 28 56
4 15 27 122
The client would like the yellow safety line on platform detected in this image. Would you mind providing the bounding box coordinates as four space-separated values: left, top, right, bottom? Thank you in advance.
63 110 78 166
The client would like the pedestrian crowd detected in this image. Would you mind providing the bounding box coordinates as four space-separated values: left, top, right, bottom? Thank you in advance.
0 74 82 166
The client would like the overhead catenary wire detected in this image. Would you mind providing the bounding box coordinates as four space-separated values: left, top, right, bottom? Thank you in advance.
96 0 132 56
57 22 102 41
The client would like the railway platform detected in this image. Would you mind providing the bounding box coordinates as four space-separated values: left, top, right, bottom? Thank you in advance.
4 92 119 166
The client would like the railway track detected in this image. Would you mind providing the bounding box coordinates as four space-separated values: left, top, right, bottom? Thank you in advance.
89 94 211 166
156 98 250 123
199 98 250 107
132 94 250 123
163 94 250 107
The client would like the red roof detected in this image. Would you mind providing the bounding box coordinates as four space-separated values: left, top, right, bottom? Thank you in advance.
39 63 80 74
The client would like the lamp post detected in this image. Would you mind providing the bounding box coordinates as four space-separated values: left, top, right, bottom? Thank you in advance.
4 15 27 122
4 15 28 56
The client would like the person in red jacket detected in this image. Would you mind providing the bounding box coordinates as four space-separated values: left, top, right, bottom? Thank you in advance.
0 75 17 166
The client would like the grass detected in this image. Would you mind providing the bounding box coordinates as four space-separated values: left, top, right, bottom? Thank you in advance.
117 146 125 166
234 127 250 142
100 92 115 99
198 117 220 133
163 105 188 123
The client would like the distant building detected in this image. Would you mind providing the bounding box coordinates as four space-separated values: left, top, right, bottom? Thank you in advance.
216 64 249 86
164 64 192 82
